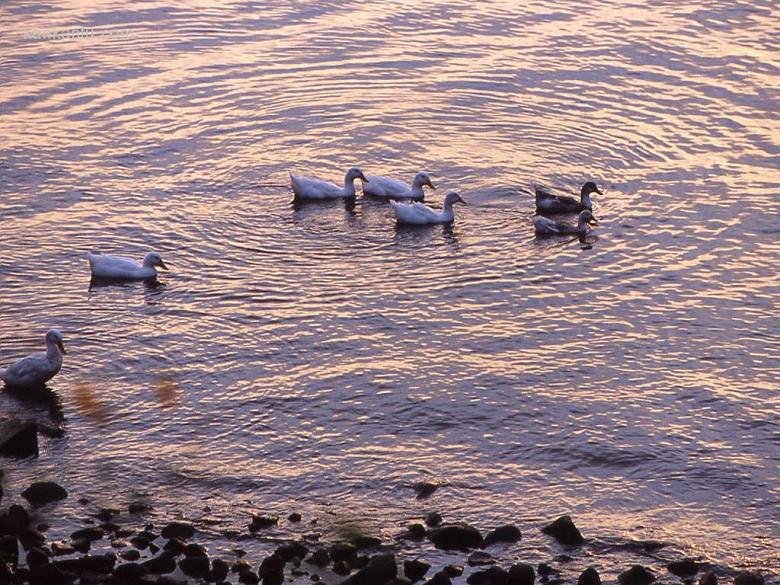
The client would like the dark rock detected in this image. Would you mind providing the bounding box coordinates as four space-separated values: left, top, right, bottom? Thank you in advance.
29 562 70 585
71 527 104 542
120 549 140 561
19 527 46 550
443 565 464 577
113 562 150 581
413 482 439 499
538 564 555 577
618 565 655 585
143 552 177 574
468 551 494 566
164 537 187 555
232 559 252 572
276 541 308 562
668 559 698 577
352 535 382 549
542 516 583 546
161 521 194 540
4 504 31 533
288 512 302 523
578 567 601 585
390 579 413 585
184 543 208 558
249 514 278 531
96 507 119 522
428 523 483 551
179 555 210 578
209 558 230 581
21 481 68 506
239 568 261 584
507 563 535 585
309 549 330 567
404 559 431 582
130 535 150 549
341 553 397 585
0 534 18 567
258 552 285 584
333 560 352 576
427 572 453 585
331 543 358 563
26 547 49 567
425 512 443 528
484 525 522 547
699 570 718 585
52 541 75 556
71 537 91 553
406 523 427 539
0 420 39 458
54 554 115 575
734 572 764 585
128 502 152 514
467 566 509 585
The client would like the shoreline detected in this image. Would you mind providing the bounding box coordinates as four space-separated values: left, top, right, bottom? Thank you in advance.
0 474 772 585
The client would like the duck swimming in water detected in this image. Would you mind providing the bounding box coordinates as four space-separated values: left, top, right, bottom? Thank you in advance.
535 181 602 215
88 251 168 280
534 209 598 236
0 329 66 389
390 191 466 225
363 171 435 200
290 167 369 200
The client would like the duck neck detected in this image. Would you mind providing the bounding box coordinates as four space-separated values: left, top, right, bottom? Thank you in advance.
344 176 357 197
580 193 592 209
46 340 62 360
410 183 424 198
577 217 590 232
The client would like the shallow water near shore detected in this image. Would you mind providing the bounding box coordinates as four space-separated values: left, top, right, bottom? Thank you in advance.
1 0 779 581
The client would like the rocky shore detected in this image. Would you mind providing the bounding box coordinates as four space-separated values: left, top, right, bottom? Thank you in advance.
0 472 772 585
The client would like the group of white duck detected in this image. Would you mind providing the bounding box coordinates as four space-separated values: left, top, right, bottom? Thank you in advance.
0 168 602 391
290 166 602 234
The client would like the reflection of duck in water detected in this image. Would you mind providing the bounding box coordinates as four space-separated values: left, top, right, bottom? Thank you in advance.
533 210 598 236
535 181 602 215
1 329 66 390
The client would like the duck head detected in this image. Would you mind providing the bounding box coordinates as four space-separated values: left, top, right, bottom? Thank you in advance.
345 167 369 183
413 172 435 190
143 252 169 270
45 329 66 355
444 192 467 206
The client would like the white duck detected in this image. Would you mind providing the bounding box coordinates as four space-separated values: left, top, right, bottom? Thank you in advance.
533 209 598 236
390 192 467 225
363 171 435 200
0 329 66 389
290 167 369 200
88 251 169 280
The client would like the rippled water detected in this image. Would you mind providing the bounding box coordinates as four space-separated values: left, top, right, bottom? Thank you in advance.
1 0 779 581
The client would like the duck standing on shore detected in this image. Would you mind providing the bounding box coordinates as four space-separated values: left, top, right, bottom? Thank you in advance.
0 329 66 389
390 191 467 225
535 181 602 215
534 209 598 236
290 167 369 200
88 251 169 280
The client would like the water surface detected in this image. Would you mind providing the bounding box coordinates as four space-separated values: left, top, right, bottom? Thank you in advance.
1 0 778 581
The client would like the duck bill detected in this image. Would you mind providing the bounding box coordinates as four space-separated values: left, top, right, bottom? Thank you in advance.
595 188 603 195
159 261 169 270
57 341 67 355
458 197 468 205
427 179 436 190
359 173 369 183
588 218 599 226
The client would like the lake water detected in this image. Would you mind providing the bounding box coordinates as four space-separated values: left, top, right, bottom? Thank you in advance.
1 0 778 581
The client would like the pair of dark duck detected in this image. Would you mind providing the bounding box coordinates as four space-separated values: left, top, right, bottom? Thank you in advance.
533 181 602 236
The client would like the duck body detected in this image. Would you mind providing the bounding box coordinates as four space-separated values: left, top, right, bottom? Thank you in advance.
534 209 598 236
0 329 66 389
535 181 602 215
363 172 434 200
390 191 466 225
290 167 368 200
88 251 168 280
